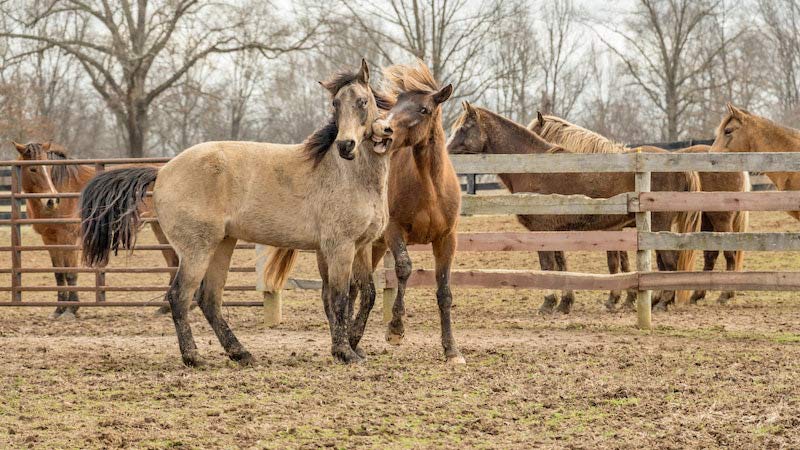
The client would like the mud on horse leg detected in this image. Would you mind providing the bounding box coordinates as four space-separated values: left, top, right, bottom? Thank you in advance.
537 251 558 314
433 232 464 364
554 251 574 313
385 226 411 346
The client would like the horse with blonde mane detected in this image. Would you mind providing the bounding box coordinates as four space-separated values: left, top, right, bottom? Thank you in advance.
447 104 700 312
80 60 394 366
12 142 179 318
262 61 465 364
532 113 749 305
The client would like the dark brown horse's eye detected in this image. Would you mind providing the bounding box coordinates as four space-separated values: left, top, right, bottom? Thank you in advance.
29 167 37 173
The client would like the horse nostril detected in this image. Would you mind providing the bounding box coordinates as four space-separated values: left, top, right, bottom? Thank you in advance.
337 140 355 152
383 127 393 135
46 199 54 208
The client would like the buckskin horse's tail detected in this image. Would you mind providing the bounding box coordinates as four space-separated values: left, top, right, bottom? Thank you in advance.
675 171 703 304
732 172 751 272
80 167 159 267
262 248 298 292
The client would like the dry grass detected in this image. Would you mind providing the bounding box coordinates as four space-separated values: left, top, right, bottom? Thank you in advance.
1 212 799 448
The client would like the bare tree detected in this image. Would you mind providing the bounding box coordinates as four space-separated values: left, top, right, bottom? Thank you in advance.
0 0 322 157
599 0 741 140
758 0 800 123
334 0 514 125
537 0 588 117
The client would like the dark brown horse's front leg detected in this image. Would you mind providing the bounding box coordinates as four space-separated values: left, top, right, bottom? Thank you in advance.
385 225 410 346
619 251 637 309
537 251 558 314
554 251 574 313
690 250 718 304
48 250 75 319
432 232 464 364
605 251 622 311
717 251 738 304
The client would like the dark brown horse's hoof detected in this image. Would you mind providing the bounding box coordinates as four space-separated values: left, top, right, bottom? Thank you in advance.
54 309 78 321
556 302 572 314
154 305 171 316
605 297 620 312
538 295 557 315
651 301 670 312
620 300 636 312
716 293 734 305
333 347 364 364
181 351 203 368
385 330 404 346
446 353 466 365
230 350 255 367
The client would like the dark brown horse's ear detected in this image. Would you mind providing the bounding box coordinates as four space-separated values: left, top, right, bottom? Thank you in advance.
358 58 369 84
12 141 26 153
42 141 51 151
463 101 477 118
433 84 453 104
537 111 544 123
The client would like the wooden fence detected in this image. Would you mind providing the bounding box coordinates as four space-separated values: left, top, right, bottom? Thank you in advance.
259 151 800 330
3 153 800 331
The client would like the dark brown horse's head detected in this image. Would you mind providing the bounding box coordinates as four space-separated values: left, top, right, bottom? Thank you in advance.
527 111 546 136
13 141 61 210
380 61 452 148
447 102 488 155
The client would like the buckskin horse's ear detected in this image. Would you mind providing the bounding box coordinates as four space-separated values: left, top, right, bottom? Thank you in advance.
537 111 544 124
358 58 369 84
12 141 25 154
433 84 453 104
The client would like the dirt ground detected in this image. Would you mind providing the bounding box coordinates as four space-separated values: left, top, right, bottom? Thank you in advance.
1 212 799 448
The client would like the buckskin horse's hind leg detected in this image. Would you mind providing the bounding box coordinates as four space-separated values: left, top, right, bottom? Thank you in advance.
717 250 737 304
195 237 253 366
619 251 637 310
433 232 464 364
152 222 182 316
167 249 213 367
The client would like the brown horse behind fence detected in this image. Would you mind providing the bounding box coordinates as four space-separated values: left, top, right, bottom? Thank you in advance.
448 104 701 313
531 114 749 306
12 141 177 318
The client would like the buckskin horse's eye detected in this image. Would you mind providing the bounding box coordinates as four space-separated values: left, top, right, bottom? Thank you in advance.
420 106 430 115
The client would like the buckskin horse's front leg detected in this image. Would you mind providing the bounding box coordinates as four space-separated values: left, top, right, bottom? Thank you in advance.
385 224 410 346
432 231 464 364
323 244 362 364
348 246 376 358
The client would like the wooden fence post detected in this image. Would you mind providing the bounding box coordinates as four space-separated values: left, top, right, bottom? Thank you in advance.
94 162 106 302
635 151 652 330
382 251 396 324
254 244 282 327
10 165 21 303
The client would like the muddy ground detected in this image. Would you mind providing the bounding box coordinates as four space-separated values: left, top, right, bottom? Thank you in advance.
1 212 799 448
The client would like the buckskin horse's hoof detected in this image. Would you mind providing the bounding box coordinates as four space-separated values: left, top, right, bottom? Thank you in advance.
385 330 404 346
333 347 364 365
230 350 255 367
353 346 367 359
155 305 171 316
181 351 203 368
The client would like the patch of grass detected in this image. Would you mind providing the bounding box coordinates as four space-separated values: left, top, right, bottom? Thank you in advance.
754 424 784 436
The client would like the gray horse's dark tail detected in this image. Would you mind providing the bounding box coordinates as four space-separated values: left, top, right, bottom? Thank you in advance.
80 167 159 267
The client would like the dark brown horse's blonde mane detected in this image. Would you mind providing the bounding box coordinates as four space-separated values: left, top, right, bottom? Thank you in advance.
536 115 626 154
381 60 440 102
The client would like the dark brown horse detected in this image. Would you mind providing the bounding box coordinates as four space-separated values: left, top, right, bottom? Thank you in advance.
263 61 464 364
13 141 177 318
448 104 701 312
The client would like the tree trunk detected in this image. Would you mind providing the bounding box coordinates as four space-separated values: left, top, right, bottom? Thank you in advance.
125 104 148 158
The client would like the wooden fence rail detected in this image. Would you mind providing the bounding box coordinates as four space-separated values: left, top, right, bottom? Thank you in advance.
4 152 800 331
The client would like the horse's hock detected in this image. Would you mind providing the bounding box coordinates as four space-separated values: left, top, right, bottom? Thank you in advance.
5 153 800 330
